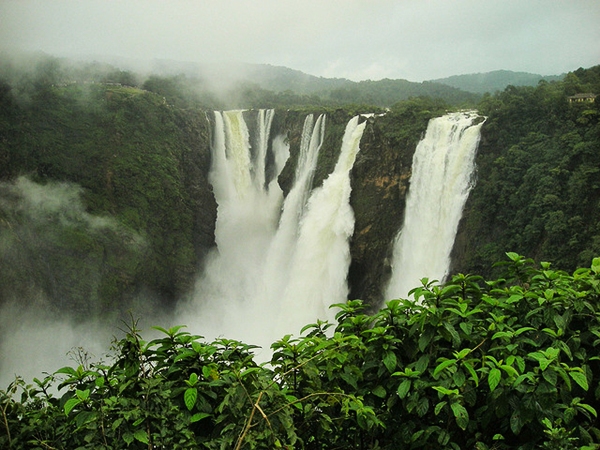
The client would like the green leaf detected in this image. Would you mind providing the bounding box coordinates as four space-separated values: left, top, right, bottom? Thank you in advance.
510 410 523 434
191 412 211 423
184 387 198 411
463 361 479 387
151 325 170 335
459 321 473 335
55 366 78 376
122 432 134 445
542 368 558 386
435 401 447 415
64 398 81 416
340 368 359 389
514 327 535 336
538 358 552 371
112 418 123 430
415 397 429 417
499 364 518 378
123 432 133 445
433 359 457 378
577 403 597 418
491 331 513 340
188 372 198 386
418 328 434 352
372 385 386 398
454 348 470 360
529 351 552 371
506 252 520 261
383 351 397 373
569 371 589 391
488 368 501 392
442 322 460 345
240 367 261 378
415 354 430 373
132 417 145 427
451 402 469 430
591 257 600 274
453 369 466 387
74 410 96 428
76 389 90 401
433 386 459 397
515 356 526 373
133 429 149 444
397 379 411 399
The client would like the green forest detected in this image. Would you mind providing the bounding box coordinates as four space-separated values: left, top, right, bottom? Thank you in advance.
1 54 600 448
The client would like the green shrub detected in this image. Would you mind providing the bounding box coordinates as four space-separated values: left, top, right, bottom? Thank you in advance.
2 254 599 449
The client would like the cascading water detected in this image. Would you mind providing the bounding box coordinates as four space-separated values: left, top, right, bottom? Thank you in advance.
179 110 366 351
278 116 366 329
385 111 484 300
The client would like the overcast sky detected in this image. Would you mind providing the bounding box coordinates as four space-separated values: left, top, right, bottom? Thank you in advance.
1 0 599 82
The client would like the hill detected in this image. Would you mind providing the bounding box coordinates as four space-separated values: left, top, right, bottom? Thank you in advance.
148 59 480 107
431 69 564 94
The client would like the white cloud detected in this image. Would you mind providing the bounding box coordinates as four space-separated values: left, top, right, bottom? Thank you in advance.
0 0 598 81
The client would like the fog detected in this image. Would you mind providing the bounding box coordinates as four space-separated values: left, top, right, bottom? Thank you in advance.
0 177 160 388
1 0 599 82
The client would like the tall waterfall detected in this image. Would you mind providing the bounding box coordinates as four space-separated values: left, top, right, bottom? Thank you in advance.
385 111 484 300
179 110 366 351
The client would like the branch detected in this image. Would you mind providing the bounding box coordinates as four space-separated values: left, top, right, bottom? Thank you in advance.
234 391 264 450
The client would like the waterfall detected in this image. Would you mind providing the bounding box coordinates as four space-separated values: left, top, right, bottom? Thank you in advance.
385 111 484 300
278 115 366 328
179 110 366 351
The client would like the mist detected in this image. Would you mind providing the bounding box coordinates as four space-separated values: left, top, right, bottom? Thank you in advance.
0 177 162 388
1 0 598 82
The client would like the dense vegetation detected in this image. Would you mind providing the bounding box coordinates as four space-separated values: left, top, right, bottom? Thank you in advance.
0 55 216 313
454 65 600 278
1 254 599 449
432 70 564 95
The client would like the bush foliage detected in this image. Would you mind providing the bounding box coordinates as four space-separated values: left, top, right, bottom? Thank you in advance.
1 254 599 449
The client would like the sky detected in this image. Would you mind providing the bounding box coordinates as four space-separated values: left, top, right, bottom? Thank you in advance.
0 0 599 82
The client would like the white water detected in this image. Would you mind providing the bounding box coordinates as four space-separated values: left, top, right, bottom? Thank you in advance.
179 110 366 351
385 111 484 300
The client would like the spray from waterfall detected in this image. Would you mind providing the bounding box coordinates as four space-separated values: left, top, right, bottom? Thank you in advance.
179 110 366 351
385 111 484 300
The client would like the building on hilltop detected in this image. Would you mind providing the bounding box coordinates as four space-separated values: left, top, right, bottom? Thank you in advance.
567 93 597 103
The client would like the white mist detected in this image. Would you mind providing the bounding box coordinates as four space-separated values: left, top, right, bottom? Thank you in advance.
178 111 366 352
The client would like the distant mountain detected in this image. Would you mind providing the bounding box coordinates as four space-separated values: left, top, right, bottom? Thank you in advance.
209 63 480 107
430 70 564 94
241 63 354 94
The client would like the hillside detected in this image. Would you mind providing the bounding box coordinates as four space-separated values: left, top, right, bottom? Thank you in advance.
148 59 480 107
431 69 564 94
452 65 600 276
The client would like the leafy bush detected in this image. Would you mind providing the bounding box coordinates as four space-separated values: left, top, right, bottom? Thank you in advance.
2 253 600 449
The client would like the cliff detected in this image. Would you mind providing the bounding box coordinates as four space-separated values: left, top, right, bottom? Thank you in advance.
0 74 444 314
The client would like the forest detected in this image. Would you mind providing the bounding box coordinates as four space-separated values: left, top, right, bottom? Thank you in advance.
1 54 600 448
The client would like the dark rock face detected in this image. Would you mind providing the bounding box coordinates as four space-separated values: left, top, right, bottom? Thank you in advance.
348 115 416 306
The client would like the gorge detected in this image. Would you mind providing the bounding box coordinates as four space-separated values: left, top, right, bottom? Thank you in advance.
1 62 600 387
